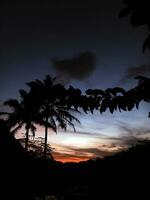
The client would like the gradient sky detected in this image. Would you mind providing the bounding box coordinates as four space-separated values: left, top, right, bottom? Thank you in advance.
1 0 150 162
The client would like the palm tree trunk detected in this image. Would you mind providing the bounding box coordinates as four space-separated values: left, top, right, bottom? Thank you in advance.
25 127 29 151
44 116 48 160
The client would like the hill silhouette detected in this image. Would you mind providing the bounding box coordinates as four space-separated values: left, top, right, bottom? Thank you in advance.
46 141 150 199
1 118 150 199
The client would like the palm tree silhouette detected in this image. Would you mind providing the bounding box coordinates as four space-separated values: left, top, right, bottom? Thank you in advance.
0 90 38 151
27 75 80 159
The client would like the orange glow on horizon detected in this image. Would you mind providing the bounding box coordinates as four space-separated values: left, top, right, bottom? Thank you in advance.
54 154 90 163
55 157 89 163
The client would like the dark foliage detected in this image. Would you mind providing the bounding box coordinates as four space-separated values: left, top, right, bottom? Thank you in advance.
1 118 149 199
119 0 150 52
82 76 150 117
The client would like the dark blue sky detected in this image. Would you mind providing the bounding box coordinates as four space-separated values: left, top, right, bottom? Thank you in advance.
1 0 150 161
0 0 149 100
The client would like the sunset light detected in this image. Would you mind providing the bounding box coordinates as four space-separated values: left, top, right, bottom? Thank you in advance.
1 0 150 199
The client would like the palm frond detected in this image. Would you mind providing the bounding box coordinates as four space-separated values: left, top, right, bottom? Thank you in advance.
48 116 57 133
4 99 21 113
56 108 80 124
10 123 24 135
0 112 10 115
19 89 28 99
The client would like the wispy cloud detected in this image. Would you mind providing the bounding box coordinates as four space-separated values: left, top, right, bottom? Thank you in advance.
107 120 150 147
59 129 108 138
44 118 150 162
51 141 122 163
116 121 150 137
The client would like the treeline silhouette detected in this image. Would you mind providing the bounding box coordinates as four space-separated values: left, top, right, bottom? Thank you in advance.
49 140 150 199
1 118 150 199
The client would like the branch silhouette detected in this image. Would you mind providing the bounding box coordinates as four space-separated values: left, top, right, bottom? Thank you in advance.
119 0 150 52
85 76 150 116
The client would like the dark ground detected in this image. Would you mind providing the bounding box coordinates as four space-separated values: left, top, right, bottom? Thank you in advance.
0 119 149 200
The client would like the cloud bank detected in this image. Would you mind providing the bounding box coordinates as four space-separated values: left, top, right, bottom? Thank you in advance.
51 51 96 83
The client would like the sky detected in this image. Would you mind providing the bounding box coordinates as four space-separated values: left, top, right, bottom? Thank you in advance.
1 0 150 162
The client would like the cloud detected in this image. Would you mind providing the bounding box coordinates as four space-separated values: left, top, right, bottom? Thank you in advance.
117 121 150 137
50 121 150 162
119 64 150 84
52 151 90 163
60 129 107 138
110 121 150 147
52 143 121 163
103 135 140 149
74 147 119 157
51 51 96 83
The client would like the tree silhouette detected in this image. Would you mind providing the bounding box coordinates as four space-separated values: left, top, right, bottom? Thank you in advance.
66 86 101 114
27 75 80 159
119 0 150 52
0 119 37 200
0 91 38 151
85 76 150 117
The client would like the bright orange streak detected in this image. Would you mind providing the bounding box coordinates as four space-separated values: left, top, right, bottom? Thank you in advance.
53 152 90 163
55 156 89 163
